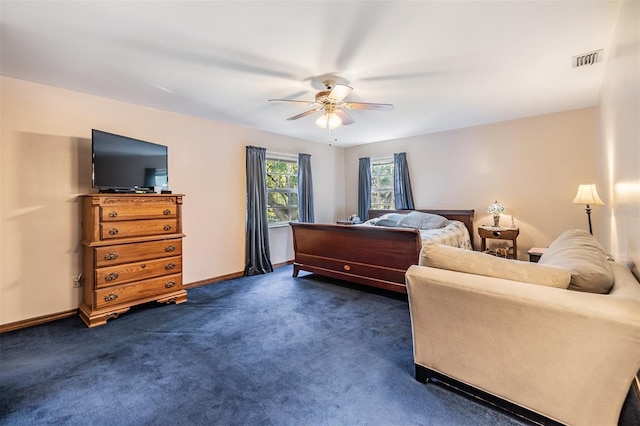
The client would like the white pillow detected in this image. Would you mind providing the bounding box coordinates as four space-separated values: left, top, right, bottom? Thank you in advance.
419 243 571 288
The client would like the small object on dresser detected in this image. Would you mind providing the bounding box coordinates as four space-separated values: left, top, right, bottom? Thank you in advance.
337 214 361 225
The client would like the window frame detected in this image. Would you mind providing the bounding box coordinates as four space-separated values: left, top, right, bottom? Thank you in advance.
265 152 299 227
370 156 395 210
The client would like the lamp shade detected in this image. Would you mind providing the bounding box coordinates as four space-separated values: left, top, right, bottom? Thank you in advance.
572 184 604 205
486 200 506 215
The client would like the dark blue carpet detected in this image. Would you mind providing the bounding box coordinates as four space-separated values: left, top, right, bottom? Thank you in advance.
1 265 638 425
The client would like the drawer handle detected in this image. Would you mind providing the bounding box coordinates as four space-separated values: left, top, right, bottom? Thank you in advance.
108 211 118 218
343 265 351 271
163 209 171 215
163 225 172 231
165 263 176 270
104 293 118 302
104 273 119 282
104 252 119 261
108 228 119 236
492 231 501 237
140 264 146 269
165 245 176 252
165 281 176 289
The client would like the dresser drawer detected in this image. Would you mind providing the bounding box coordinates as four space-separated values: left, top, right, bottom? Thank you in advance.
100 201 177 221
95 273 182 309
95 239 182 267
95 256 182 288
100 219 178 240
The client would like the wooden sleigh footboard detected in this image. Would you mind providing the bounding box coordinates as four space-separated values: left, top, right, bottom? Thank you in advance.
290 222 422 293
289 209 475 294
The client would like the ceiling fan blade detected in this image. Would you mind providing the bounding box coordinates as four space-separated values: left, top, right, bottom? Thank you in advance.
286 108 322 121
327 84 353 102
343 102 395 111
269 99 316 105
334 109 355 126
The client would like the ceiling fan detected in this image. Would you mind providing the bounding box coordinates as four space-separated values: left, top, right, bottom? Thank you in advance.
269 79 394 129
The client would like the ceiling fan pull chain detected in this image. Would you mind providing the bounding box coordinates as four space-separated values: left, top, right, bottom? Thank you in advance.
328 126 338 146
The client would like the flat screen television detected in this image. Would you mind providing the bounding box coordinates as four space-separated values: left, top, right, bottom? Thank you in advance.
92 129 169 193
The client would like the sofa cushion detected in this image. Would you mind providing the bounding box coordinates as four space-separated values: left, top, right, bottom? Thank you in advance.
538 229 613 294
419 243 571 288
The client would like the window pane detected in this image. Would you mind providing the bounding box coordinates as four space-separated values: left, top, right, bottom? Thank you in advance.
266 157 299 223
371 160 394 210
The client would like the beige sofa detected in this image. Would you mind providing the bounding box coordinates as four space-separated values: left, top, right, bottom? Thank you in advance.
405 230 640 425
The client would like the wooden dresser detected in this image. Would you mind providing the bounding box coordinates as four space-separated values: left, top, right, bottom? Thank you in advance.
80 193 187 327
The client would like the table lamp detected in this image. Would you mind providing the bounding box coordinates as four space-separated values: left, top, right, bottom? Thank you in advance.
487 200 506 227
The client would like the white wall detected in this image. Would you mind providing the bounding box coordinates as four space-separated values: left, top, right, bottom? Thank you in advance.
344 108 599 255
0 76 345 325
597 0 640 278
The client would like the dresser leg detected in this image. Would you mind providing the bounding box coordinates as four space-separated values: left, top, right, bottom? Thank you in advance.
79 304 130 328
157 290 187 305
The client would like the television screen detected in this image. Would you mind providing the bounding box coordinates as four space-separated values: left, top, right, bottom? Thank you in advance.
92 129 168 192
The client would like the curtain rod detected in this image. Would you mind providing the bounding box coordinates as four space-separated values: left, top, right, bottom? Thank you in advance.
266 150 301 160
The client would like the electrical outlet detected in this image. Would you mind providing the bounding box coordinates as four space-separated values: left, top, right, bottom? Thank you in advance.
73 273 83 288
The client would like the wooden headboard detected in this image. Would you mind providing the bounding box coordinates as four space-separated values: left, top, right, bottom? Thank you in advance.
367 209 475 247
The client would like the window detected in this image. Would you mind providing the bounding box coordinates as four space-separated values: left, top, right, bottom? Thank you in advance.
266 155 298 224
371 158 394 210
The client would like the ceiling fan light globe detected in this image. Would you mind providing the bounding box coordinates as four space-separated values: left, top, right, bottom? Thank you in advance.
315 113 329 128
315 112 342 129
328 113 342 129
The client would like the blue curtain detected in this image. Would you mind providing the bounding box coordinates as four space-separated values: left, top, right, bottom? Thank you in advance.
244 146 273 276
394 152 415 209
358 157 371 221
297 153 315 223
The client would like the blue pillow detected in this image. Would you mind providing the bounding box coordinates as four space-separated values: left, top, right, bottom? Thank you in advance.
398 211 449 230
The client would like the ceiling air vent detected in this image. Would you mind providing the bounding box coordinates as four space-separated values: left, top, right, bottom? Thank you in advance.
572 49 603 68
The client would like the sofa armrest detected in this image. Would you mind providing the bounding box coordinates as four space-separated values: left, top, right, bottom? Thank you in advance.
405 264 640 426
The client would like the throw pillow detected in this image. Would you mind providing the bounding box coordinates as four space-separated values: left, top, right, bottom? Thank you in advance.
419 243 571 288
398 211 449 230
538 229 614 294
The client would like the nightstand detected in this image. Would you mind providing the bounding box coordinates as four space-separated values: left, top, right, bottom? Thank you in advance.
478 226 520 260
336 220 362 225
527 247 547 263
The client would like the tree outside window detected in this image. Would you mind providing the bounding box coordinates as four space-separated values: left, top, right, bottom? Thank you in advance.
266 157 299 224
371 159 394 209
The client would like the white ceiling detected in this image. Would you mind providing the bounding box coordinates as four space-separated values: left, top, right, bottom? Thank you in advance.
0 1 622 147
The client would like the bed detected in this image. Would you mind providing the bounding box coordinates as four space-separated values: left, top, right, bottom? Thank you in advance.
290 209 475 293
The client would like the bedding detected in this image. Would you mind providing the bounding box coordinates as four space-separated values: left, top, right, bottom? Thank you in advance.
418 220 473 250
363 212 473 250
